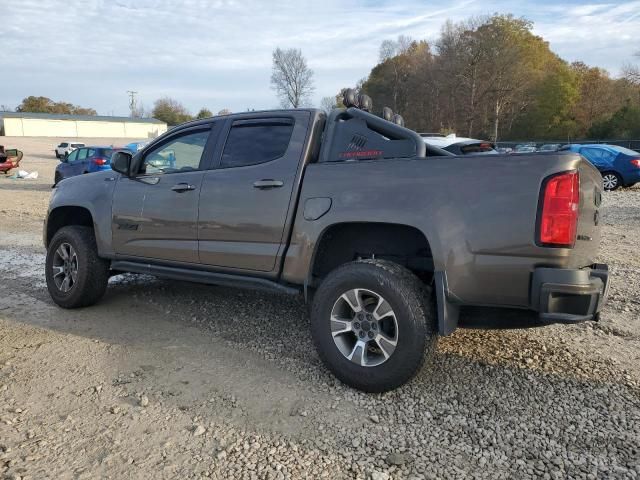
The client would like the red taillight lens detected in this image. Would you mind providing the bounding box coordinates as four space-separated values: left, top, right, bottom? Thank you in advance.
630 159 640 168
538 171 580 247
93 157 106 165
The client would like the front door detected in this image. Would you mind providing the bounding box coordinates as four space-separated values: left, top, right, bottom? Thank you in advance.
111 127 215 264
198 114 309 272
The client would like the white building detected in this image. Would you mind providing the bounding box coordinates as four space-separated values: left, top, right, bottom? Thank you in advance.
0 112 167 138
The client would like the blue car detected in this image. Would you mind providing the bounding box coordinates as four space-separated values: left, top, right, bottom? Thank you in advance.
564 144 640 191
54 146 114 186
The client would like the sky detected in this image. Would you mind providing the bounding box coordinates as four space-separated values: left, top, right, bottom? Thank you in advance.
1 0 639 116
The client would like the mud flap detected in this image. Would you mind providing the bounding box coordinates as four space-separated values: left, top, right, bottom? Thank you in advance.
434 271 459 336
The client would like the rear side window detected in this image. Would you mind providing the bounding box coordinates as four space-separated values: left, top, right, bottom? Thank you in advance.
581 147 615 162
221 119 294 168
77 149 88 160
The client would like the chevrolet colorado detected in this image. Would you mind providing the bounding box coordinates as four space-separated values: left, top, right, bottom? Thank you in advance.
44 102 609 392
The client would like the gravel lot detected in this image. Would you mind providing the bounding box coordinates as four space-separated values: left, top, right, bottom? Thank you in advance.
0 137 639 479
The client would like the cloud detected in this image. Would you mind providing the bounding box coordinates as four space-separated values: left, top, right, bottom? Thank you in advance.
1 0 638 115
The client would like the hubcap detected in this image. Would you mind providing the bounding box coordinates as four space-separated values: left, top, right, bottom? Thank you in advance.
603 174 618 190
330 288 399 367
52 242 78 293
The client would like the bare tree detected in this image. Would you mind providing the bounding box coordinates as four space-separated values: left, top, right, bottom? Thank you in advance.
217 108 232 116
271 48 315 108
320 96 338 114
623 51 640 85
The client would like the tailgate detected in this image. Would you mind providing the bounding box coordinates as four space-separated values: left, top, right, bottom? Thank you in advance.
572 159 603 268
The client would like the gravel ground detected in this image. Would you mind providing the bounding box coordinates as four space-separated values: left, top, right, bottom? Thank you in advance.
0 137 639 479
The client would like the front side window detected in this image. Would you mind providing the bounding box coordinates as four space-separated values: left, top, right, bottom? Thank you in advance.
66 150 79 162
221 119 294 168
141 130 210 174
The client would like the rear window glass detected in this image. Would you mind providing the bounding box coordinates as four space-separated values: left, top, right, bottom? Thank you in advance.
59 143 68 147
99 148 114 158
611 146 640 156
460 143 496 154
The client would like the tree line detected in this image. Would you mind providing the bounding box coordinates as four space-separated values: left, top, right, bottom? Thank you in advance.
354 15 640 141
7 96 231 126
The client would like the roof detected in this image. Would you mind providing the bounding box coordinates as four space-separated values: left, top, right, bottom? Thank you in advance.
420 133 490 148
0 111 165 124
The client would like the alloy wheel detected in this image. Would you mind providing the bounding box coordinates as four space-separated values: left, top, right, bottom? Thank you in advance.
602 174 619 190
330 288 399 367
51 242 78 293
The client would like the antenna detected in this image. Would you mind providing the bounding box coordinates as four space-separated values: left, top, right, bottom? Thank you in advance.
127 90 138 117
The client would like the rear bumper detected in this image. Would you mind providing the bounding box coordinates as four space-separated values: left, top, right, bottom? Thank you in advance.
531 264 609 323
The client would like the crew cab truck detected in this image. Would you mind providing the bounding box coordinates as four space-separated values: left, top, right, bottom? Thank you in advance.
44 105 609 392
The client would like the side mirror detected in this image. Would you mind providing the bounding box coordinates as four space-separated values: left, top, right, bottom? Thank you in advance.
61 153 68 163
111 151 132 176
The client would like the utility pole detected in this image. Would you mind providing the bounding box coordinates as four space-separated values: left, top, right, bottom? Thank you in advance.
127 90 138 117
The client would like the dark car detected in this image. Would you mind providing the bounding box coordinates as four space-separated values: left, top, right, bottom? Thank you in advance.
564 144 640 190
54 146 113 186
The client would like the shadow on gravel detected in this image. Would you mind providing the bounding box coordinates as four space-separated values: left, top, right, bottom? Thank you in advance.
0 182 54 192
4 273 640 478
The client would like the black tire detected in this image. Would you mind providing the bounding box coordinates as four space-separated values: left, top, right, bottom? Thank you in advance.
45 226 110 309
602 171 622 191
310 259 437 393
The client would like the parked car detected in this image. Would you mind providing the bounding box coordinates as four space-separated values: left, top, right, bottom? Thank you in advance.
55 142 85 159
123 141 150 153
0 148 23 174
420 133 497 155
54 146 113 186
44 103 608 392
539 144 562 152
563 144 640 190
514 144 537 153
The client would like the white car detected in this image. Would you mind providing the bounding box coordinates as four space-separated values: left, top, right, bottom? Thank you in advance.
420 133 497 155
55 141 85 159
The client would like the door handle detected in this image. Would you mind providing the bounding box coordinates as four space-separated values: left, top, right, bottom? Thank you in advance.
171 183 196 192
253 179 284 189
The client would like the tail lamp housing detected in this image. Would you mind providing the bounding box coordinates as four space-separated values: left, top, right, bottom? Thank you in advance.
537 171 580 248
630 159 640 168
92 157 107 166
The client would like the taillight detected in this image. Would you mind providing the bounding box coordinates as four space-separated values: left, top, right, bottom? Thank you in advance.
93 157 107 165
630 159 640 168
538 171 580 247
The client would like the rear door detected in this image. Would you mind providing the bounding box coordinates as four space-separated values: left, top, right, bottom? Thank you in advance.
111 125 218 263
198 113 309 272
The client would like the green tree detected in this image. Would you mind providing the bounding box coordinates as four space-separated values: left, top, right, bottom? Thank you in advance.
17 96 97 115
588 105 640 139
196 108 213 119
151 97 192 125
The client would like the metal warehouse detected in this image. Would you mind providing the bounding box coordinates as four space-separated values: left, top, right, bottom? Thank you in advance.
0 112 167 138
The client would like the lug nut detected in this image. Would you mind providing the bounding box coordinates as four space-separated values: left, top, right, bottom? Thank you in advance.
368 331 374 338
359 331 365 338
358 313 364 320
366 314 372 320
354 322 361 329
371 323 377 330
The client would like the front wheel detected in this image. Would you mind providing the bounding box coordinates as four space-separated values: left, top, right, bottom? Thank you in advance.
602 172 622 191
310 259 437 392
46 226 110 308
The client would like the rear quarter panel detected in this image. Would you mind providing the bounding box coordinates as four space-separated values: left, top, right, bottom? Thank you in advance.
282 152 602 308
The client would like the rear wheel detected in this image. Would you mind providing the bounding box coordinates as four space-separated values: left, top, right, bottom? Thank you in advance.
310 259 437 392
602 172 622 191
46 226 109 308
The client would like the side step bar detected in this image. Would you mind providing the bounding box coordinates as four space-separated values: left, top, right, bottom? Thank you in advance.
110 261 300 296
